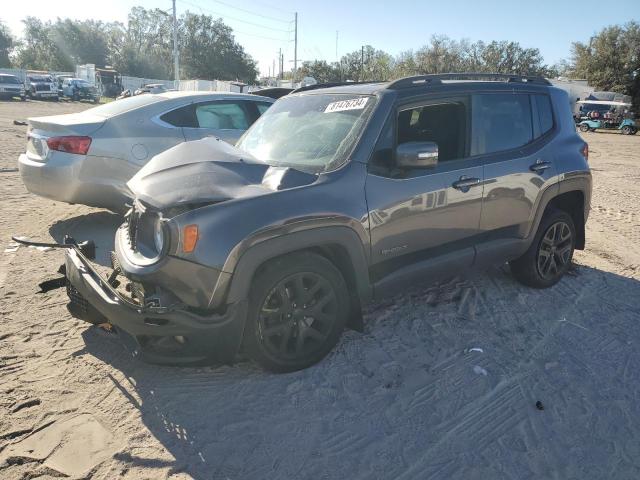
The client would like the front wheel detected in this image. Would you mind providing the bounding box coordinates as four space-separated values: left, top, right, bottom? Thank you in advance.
244 252 349 372
510 209 576 289
579 123 590 133
621 125 633 135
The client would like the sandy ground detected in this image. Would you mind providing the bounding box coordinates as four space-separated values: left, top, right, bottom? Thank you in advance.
0 100 639 479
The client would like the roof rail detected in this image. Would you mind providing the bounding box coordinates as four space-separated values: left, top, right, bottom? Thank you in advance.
387 73 552 89
291 81 382 94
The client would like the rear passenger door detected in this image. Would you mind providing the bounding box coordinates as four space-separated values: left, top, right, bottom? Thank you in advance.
475 92 558 246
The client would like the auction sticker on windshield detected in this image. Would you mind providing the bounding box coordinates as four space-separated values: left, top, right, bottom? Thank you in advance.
324 97 368 113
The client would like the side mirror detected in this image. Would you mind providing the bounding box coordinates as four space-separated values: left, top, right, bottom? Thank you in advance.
396 141 439 168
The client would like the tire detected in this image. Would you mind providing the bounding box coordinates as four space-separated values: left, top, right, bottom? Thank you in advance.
20 96 26 102
579 123 590 133
244 252 349 372
621 125 632 135
510 209 576 289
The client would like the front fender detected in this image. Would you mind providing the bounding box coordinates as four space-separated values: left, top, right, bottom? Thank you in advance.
217 225 371 308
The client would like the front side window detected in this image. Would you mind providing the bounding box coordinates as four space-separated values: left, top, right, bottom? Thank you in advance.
195 102 249 130
397 100 468 162
471 93 533 155
237 94 376 173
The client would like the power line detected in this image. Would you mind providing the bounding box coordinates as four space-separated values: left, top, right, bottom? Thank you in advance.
246 0 293 15
180 0 293 33
202 0 292 23
232 29 292 42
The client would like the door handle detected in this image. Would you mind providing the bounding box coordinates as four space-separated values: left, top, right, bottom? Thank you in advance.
530 160 551 173
452 176 481 192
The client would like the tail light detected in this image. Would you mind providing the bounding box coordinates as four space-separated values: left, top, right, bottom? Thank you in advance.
581 143 589 162
46 136 92 155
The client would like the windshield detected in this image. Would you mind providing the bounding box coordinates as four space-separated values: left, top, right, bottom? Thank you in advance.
29 76 51 82
237 93 375 173
86 94 163 117
0 76 21 84
75 80 91 87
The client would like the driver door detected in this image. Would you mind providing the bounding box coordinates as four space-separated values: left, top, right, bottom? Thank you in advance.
365 96 484 293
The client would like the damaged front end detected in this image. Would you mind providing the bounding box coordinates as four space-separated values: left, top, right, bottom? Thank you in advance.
13 234 247 365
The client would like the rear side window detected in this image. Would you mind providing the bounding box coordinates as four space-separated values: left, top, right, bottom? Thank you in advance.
471 93 532 155
533 94 554 136
195 102 249 129
160 104 196 128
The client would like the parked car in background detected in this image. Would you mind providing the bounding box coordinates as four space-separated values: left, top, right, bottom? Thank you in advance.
25 73 58 101
135 83 169 95
18 91 275 211
0 74 26 101
54 74 591 372
54 74 74 96
61 78 100 103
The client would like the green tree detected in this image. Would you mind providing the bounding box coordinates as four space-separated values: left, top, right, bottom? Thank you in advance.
0 21 13 67
109 7 173 78
296 60 340 83
179 12 258 83
571 21 640 112
340 45 393 82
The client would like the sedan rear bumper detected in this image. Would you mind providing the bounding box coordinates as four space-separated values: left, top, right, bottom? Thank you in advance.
18 153 129 211
64 246 247 364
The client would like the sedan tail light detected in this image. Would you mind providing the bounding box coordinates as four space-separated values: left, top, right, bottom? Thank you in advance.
46 136 92 155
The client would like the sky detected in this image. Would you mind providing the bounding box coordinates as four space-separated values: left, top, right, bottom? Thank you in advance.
2 0 638 77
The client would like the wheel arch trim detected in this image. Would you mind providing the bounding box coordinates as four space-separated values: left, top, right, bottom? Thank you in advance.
211 225 372 309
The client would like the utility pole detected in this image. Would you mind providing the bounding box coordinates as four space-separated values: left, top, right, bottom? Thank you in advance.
172 0 179 84
361 45 364 82
293 12 298 83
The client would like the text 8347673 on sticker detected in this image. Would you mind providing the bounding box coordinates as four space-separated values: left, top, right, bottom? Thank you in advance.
324 97 368 113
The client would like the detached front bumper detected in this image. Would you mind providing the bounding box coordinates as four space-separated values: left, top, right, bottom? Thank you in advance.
63 244 247 364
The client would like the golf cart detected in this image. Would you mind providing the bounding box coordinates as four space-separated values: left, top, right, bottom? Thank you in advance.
577 100 637 135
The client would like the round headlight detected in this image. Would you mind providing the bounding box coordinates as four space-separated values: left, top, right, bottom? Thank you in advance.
153 216 165 253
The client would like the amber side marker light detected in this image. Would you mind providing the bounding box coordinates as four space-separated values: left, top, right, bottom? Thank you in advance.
182 225 199 253
581 143 589 162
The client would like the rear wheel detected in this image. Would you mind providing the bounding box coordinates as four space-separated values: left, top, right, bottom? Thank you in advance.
579 123 590 133
244 252 348 372
510 209 576 289
621 125 633 135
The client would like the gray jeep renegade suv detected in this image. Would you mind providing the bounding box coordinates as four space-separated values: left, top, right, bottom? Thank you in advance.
55 73 591 372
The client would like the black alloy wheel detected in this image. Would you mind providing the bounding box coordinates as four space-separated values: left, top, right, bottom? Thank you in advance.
258 272 337 360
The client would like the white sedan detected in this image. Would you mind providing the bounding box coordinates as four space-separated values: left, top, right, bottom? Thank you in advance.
18 91 274 211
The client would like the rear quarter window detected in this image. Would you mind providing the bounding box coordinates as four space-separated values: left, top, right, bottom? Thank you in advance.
533 94 554 136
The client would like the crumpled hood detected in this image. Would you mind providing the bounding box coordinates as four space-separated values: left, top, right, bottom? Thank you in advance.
126 137 318 210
